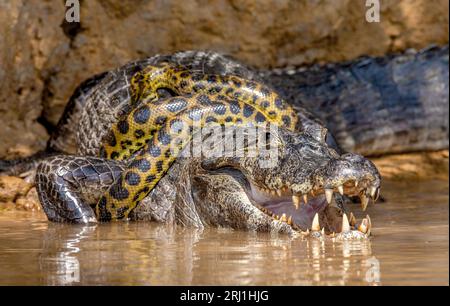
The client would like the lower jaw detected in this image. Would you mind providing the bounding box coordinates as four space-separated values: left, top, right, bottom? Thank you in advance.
259 196 331 231
250 188 346 233
246 177 379 235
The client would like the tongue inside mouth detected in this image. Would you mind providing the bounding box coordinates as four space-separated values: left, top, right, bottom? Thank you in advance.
260 198 329 230
249 183 329 230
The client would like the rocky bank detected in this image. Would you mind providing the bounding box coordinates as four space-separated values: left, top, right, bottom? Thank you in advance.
0 0 448 157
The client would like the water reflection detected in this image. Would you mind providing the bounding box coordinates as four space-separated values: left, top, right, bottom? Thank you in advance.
0 179 447 285
39 224 96 285
34 221 378 285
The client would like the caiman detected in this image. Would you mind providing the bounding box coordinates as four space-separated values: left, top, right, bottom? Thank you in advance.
1 46 448 240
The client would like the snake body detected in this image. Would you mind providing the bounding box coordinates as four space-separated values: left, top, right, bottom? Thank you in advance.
9 48 445 234
95 62 299 220
102 63 298 160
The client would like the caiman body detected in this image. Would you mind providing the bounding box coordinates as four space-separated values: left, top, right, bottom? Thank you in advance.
264 45 449 156
1 46 448 239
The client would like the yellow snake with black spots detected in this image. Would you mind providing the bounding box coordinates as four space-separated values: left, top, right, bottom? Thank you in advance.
96 63 300 221
2 50 385 236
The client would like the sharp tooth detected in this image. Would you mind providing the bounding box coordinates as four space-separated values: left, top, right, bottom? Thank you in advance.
312 213 320 231
274 215 279 220
321 228 325 235
370 186 377 198
349 212 356 227
287 215 292 225
325 189 333 204
276 189 282 196
373 187 380 202
355 180 359 187
338 185 344 195
303 194 308 204
271 190 276 196
358 218 369 234
292 195 300 209
342 213 350 232
360 193 369 211
280 213 287 222
366 214 372 236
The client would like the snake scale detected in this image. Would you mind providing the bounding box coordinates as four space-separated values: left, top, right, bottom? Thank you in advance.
96 62 300 221
13 48 446 235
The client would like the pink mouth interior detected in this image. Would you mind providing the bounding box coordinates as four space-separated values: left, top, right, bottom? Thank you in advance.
249 183 329 230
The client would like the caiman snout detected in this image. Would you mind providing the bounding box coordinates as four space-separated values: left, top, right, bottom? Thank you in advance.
312 153 381 211
196 127 381 238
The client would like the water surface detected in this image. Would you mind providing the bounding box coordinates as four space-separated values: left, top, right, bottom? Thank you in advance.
0 180 448 285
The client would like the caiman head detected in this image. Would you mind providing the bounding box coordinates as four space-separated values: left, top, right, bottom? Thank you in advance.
188 124 381 240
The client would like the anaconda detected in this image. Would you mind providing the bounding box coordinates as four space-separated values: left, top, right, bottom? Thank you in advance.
1 46 448 239
95 61 302 221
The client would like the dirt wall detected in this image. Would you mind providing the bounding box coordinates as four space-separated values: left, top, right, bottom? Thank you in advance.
0 0 448 157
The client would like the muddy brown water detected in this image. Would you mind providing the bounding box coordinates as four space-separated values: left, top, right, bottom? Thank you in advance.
0 180 448 285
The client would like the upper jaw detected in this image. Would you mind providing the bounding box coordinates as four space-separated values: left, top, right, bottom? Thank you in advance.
311 153 381 210
253 152 381 211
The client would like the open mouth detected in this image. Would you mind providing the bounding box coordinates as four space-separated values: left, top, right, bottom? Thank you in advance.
248 178 378 239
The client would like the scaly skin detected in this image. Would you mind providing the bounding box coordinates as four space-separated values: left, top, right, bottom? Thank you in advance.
263 45 449 155
14 49 441 238
1 46 447 175
36 127 380 239
96 61 305 221
97 98 276 221
131 62 298 129
103 63 298 160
